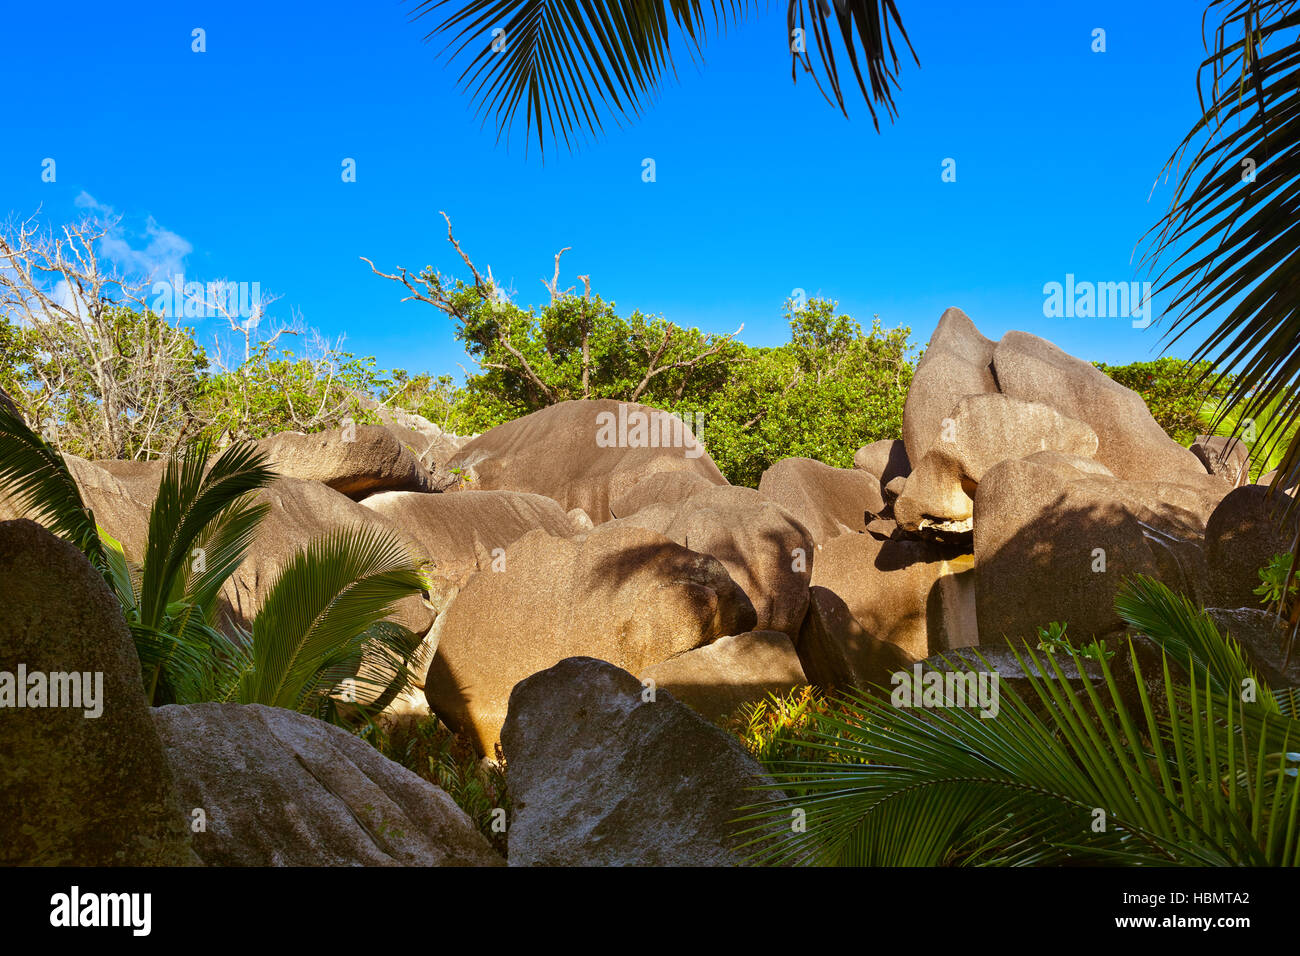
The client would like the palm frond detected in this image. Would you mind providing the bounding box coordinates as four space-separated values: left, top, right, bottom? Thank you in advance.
739 639 1300 866
1115 573 1278 711
1140 0 1300 515
0 399 102 568
787 0 916 128
236 525 428 720
137 439 276 634
411 0 915 154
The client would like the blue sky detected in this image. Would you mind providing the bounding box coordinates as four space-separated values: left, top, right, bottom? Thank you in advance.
2 0 1220 378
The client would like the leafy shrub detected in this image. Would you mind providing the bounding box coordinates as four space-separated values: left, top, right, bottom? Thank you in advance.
1095 357 1231 445
367 715 510 855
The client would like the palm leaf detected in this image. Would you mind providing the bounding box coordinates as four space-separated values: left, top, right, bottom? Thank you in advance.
1115 573 1279 711
0 399 102 568
236 525 428 720
411 0 915 153
1140 0 1300 541
739 638 1300 866
137 439 276 634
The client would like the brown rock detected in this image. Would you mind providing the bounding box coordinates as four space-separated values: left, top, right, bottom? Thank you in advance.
805 532 977 671
426 523 756 754
902 307 998 465
610 484 813 637
640 630 808 723
447 399 726 523
361 489 573 609
609 469 719 518
258 425 435 499
993 330 1206 482
895 394 1099 534
219 477 433 637
1205 485 1300 608
1191 435 1251 485
853 439 911 485
973 458 1162 642
758 457 885 543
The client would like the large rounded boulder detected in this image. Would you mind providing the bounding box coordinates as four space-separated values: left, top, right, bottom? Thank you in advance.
445 399 727 523
425 523 757 754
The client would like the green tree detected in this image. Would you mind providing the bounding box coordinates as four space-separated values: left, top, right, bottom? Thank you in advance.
1095 357 1232 446
367 223 914 484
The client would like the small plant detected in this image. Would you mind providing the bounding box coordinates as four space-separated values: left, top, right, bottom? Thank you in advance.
1034 621 1115 662
368 715 510 855
1255 552 1298 616
722 686 863 778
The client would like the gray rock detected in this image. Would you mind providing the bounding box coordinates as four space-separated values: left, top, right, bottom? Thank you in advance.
502 657 785 866
0 519 195 865
152 702 504 866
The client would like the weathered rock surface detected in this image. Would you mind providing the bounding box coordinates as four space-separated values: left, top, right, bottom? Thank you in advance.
853 439 911 486
501 657 785 866
993 330 1207 482
610 484 813 637
219 477 433 637
641 631 808 722
0 519 195 865
1192 435 1251 485
973 458 1163 642
361 488 573 609
152 702 503 866
757 456 885 543
446 399 727 523
426 523 756 754
258 425 435 499
800 532 977 687
1205 485 1300 609
609 469 719 519
1206 607 1300 690
901 307 999 466
895 394 1099 533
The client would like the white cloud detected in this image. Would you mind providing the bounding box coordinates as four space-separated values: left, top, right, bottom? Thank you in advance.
73 191 193 280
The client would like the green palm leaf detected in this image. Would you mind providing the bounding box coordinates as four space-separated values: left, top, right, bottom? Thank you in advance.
0 399 102 568
235 525 428 721
137 439 275 633
739 639 1300 866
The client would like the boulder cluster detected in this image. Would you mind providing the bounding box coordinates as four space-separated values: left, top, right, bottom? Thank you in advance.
2 308 1294 866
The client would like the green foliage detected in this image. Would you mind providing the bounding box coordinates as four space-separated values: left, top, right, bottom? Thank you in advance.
722 687 857 773
0 306 208 460
0 408 425 720
1255 553 1298 616
1035 620 1116 662
226 526 426 721
196 343 388 444
1139 0 1300 573
740 576 1300 866
1095 357 1230 445
700 299 913 486
368 715 510 855
1201 391 1300 480
417 280 913 486
0 398 104 568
